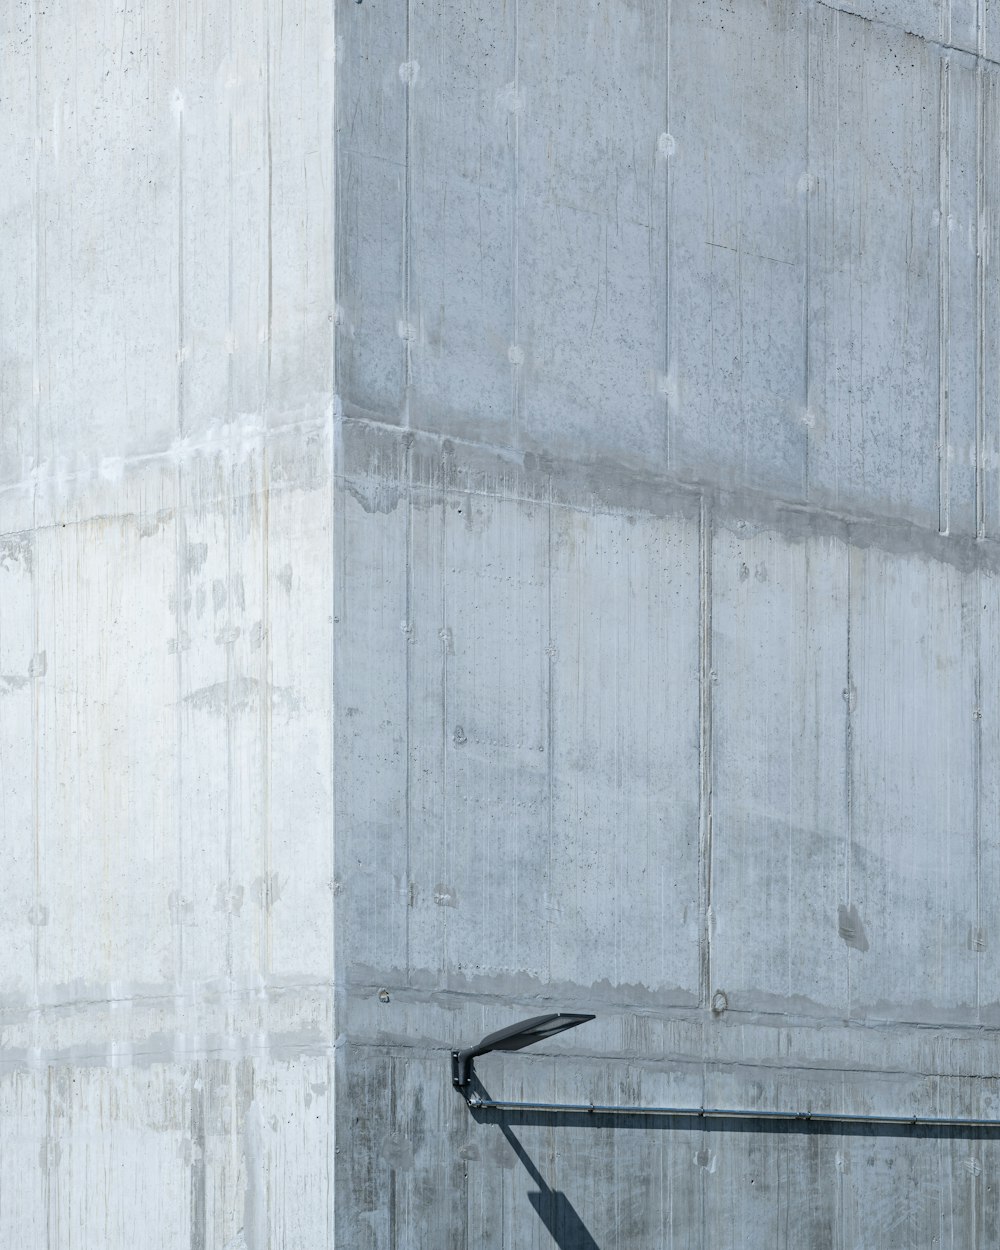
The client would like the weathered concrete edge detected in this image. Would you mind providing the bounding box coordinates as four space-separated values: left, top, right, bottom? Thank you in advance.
337 416 1000 576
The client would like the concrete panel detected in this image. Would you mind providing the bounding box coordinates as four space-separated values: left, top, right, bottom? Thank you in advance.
982 68 1000 537
669 0 809 497
942 54 981 536
265 458 334 980
407 0 515 441
0 5 35 487
548 504 701 1000
246 1055 335 1250
976 566 1000 1013
23 1057 333 1250
263 1 336 426
35 506 179 989
0 1071 47 1247
34 3 178 469
711 523 850 1015
407 489 551 986
848 547 978 1014
46 1066 191 1249
213 1 273 428
177 467 269 986
335 0 407 421
175 5 233 435
335 436 410 984
517 0 668 466
0 533 38 999
808 10 942 526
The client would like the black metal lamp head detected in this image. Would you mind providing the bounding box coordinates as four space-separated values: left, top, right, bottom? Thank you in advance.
452 1012 595 1094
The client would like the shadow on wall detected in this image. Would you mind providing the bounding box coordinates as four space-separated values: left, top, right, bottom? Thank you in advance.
500 1123 600 1250
471 1075 1000 1248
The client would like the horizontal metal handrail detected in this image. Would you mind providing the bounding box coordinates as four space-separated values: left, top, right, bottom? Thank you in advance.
466 1094 999 1128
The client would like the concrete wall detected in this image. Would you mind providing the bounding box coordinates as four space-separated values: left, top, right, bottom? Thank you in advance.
4 0 1000 1246
1 1 335 1245
335 0 1000 1247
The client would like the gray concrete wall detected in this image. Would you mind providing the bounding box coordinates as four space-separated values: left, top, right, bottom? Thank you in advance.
4 0 1000 1246
335 0 1000 1247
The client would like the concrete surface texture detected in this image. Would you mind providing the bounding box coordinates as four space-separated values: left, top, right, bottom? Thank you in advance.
2 0 1000 1245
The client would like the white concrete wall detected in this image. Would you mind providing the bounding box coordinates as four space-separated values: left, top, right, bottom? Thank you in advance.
1 2 335 1245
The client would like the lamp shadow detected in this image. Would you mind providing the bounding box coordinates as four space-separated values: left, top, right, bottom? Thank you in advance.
464 1073 1000 1249
498 1121 600 1250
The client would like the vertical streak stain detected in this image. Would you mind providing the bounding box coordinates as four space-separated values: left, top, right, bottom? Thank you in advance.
939 55 951 535
30 0 42 1012
189 1066 206 1250
697 497 713 1008
177 108 186 439
804 0 812 501
511 0 521 449
663 0 672 470
261 455 272 974
265 17 273 395
976 62 987 537
243 1097 267 1250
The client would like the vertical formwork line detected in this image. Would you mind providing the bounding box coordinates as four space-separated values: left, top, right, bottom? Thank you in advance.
546 484 554 987
225 466 236 995
844 550 855 1016
404 435 413 984
173 3 187 993
260 453 272 976
974 566 983 1018
174 465 187 987
403 0 413 423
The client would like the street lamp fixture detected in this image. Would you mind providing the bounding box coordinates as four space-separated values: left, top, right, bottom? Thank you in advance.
451 1013 595 1095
